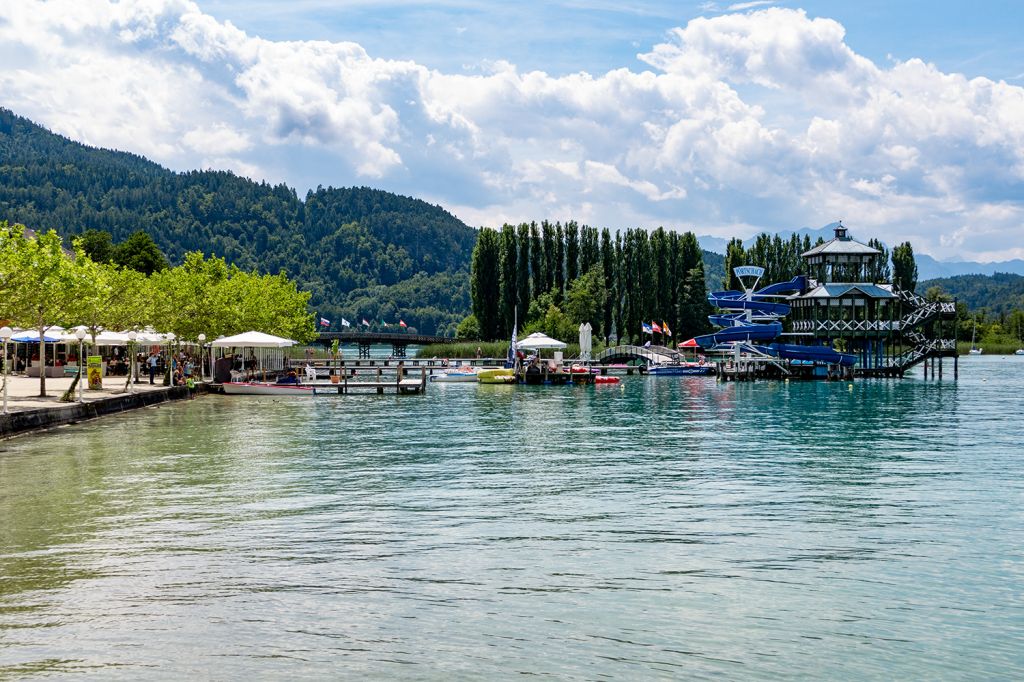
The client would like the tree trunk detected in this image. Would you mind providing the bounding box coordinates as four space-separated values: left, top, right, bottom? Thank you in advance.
37 318 46 398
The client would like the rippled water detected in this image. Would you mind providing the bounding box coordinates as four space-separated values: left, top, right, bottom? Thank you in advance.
1 356 1022 679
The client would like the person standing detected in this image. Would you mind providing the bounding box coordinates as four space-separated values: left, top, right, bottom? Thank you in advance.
148 351 158 384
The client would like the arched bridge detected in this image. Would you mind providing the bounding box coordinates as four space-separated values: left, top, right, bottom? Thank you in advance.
593 345 681 365
316 331 453 358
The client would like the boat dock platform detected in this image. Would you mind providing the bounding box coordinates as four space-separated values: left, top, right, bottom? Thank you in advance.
308 365 428 394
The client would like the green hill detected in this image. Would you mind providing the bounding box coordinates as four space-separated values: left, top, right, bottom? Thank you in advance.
918 273 1024 315
0 108 476 334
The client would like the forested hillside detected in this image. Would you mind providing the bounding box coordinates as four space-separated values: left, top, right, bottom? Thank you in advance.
919 273 1024 315
0 108 475 334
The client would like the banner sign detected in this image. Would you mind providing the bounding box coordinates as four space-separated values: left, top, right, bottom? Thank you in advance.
733 265 765 279
87 355 103 390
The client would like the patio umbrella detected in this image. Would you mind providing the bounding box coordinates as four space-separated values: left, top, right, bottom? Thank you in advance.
517 332 567 350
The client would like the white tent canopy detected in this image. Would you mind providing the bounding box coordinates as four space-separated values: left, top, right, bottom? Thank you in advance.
209 331 297 348
517 332 567 350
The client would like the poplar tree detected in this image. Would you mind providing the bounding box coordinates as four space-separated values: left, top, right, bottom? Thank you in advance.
470 227 502 339
499 224 518 334
542 221 556 293
516 223 532 323
613 231 624 343
892 242 918 292
529 222 544 301
723 237 747 290
554 222 565 299
600 228 615 343
565 220 580 286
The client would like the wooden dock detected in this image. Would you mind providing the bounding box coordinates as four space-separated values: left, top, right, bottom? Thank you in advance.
307 364 428 394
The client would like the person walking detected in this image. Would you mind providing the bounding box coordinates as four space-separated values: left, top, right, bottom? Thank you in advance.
148 351 158 384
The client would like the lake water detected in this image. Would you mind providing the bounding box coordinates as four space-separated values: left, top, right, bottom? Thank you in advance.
1 356 1022 679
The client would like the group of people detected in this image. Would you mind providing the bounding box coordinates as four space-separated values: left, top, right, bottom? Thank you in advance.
145 349 199 393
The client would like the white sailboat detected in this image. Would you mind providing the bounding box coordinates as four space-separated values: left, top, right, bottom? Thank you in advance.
1016 321 1024 355
968 319 982 355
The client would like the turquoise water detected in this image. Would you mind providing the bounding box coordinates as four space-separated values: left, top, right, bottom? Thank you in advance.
1 356 1021 679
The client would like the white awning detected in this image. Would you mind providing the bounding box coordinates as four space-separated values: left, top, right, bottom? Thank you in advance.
517 332 567 349
209 331 298 348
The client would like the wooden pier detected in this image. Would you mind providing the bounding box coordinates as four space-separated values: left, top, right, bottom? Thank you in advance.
306 364 428 394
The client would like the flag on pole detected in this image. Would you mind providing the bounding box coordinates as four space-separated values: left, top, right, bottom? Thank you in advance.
361 318 370 326
381 321 389 328
399 319 407 328
651 321 662 334
642 322 653 334
319 317 330 327
341 318 351 328
662 321 672 337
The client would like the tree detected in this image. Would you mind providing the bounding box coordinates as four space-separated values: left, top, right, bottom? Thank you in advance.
0 223 78 397
565 220 580 286
600 228 615 343
554 222 566 299
723 237 747 290
529 222 545 302
455 314 480 340
542 221 556 293
78 229 115 263
516 223 531 325
892 241 918 292
470 228 502 340
113 230 169 275
499 224 518 334
564 266 607 337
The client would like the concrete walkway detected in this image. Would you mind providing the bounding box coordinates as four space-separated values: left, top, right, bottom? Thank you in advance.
0 373 188 414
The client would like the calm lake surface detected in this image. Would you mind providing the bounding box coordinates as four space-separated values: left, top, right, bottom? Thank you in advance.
1 356 1022 679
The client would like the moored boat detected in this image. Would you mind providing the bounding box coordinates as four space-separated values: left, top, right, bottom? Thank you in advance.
429 366 479 382
477 368 516 384
646 363 714 376
221 381 314 396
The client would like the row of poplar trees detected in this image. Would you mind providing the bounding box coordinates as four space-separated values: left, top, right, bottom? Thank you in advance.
470 221 712 344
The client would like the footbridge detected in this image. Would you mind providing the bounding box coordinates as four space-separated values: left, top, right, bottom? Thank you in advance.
593 345 681 365
316 331 452 358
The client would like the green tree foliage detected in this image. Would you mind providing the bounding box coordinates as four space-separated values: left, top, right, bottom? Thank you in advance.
892 242 918 292
113 229 169 275
499 225 518 334
865 238 891 282
78 229 115 263
0 222 79 397
564 267 607 338
600 228 615 343
470 227 502 340
455 314 481 340
516 223 531 324
564 220 579 285
723 237 747 290
542 221 556 293
529 222 544 301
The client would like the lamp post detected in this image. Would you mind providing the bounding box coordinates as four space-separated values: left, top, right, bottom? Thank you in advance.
74 327 87 403
127 331 138 394
165 332 175 385
0 326 12 416
198 333 206 380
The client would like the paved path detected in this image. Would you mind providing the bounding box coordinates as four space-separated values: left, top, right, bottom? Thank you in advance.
0 374 185 413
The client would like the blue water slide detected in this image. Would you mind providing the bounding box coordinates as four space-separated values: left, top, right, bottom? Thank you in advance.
694 321 782 348
751 275 806 297
706 296 791 317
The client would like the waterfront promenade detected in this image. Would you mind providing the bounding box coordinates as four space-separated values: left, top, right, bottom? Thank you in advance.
0 374 197 439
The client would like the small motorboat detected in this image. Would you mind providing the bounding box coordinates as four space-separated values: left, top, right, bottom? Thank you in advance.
221 381 314 396
477 368 515 384
646 363 714 376
429 366 479 382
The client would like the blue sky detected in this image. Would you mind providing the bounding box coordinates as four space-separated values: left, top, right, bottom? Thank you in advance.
1 1 1023 261
200 0 1024 81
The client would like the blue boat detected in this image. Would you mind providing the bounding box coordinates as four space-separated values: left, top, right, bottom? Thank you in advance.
646 363 715 376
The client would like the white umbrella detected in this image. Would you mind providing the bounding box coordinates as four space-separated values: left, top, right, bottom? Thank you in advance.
517 332 567 350
209 331 297 348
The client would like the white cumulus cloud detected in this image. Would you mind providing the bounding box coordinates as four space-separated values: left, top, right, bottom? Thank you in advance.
0 1 1022 260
